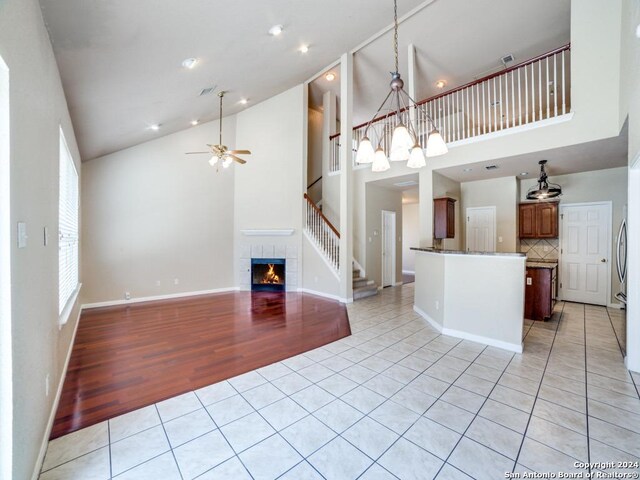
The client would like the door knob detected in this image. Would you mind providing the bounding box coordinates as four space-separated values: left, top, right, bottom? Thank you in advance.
601 258 607 263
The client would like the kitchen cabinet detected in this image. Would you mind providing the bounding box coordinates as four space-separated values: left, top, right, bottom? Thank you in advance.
525 265 557 320
519 202 558 238
434 197 456 239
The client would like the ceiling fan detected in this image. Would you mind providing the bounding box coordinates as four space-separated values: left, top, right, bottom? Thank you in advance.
186 91 250 169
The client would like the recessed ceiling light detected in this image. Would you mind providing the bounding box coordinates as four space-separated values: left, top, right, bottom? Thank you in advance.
435 80 447 89
463 168 473 172
269 25 283 36
149 124 161 131
520 172 529 176
181 58 199 69
190 120 199 126
239 98 248 105
325 72 336 81
299 45 309 53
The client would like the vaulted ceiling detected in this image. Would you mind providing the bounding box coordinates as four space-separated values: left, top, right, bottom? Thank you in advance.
40 0 570 161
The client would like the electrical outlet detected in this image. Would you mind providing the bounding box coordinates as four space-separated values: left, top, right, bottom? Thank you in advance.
125 291 131 300
174 278 179 285
498 236 503 243
156 280 161 287
45 374 50 397
526 277 532 285
543 245 549 252
435 300 440 310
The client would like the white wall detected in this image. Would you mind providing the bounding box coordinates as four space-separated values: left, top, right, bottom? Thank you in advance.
619 0 640 372
365 184 403 286
461 176 519 253
307 107 323 204
520 167 628 305
234 85 305 291
82 118 237 304
0 0 83 478
402 202 419 273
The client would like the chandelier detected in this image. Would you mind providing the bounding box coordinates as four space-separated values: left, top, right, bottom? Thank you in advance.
355 0 448 172
526 160 562 200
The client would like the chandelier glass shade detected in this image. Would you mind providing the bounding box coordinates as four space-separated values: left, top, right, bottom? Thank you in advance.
526 160 562 200
355 0 448 171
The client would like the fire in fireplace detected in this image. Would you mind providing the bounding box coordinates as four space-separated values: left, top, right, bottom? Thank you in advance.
251 258 285 292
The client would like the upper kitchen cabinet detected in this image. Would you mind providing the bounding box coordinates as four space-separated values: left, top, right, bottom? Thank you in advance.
519 202 558 238
434 197 456 239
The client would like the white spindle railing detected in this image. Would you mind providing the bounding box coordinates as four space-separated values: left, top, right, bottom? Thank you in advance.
329 133 340 174
343 44 571 165
304 194 340 272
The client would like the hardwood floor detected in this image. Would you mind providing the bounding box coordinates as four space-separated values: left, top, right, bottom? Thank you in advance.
51 291 350 439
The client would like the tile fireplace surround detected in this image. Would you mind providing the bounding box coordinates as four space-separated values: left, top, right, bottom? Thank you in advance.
239 244 298 292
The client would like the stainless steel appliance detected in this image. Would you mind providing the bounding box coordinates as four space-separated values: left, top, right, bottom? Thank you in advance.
615 216 627 306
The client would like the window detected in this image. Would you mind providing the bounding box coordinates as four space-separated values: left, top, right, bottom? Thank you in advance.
58 127 79 320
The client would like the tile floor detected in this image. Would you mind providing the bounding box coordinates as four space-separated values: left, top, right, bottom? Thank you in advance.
39 285 640 480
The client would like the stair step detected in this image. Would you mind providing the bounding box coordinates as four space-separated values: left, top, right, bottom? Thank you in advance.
353 277 370 288
353 284 379 300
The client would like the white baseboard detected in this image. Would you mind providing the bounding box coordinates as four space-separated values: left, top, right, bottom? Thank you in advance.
413 305 523 353
413 305 443 333
607 302 623 309
393 281 403 287
82 287 239 309
297 288 352 304
31 304 83 480
297 287 340 302
441 326 523 354
402 270 415 275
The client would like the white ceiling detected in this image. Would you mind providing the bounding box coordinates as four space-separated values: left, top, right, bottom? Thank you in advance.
39 0 570 161
39 0 427 160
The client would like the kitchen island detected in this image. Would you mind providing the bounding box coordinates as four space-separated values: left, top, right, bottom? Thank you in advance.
412 248 527 353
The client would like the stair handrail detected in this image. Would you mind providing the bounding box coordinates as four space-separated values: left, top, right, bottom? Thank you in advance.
304 193 340 238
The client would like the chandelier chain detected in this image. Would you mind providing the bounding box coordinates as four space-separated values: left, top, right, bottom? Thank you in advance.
393 0 399 73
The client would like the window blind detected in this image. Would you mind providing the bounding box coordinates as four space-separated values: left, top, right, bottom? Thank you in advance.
58 128 79 318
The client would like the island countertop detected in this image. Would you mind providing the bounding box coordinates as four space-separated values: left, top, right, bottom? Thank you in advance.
411 247 526 258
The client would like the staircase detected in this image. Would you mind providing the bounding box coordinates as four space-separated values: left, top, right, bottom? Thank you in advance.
352 266 378 300
304 194 378 300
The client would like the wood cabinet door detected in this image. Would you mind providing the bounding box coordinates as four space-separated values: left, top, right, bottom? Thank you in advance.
519 204 537 238
536 202 558 238
434 197 456 239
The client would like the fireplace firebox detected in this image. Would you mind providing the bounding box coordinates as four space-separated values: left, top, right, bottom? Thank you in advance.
251 258 285 292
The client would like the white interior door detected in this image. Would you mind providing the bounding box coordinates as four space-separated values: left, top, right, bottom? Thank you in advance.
560 203 611 305
466 207 496 252
382 210 396 287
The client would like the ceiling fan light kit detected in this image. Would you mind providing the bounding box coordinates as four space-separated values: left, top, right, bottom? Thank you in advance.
355 0 448 172
185 91 251 170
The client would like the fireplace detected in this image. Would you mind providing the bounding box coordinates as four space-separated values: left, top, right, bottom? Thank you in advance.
251 258 285 292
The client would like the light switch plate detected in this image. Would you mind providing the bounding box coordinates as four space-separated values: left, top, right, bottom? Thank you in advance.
17 222 27 248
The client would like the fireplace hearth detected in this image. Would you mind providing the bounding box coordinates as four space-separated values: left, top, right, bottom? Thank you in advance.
251 258 285 292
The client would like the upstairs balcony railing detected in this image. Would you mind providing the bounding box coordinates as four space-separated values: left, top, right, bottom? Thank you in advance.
329 44 571 173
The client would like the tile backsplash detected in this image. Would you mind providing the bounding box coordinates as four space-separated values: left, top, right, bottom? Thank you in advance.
520 238 559 261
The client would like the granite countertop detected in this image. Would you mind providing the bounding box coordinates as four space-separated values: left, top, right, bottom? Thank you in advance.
526 261 558 269
411 247 526 257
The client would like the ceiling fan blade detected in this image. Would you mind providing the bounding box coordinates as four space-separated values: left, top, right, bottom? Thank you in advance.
228 154 247 165
185 152 211 154
227 149 251 155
